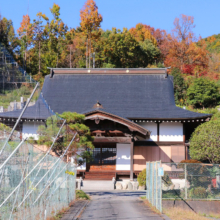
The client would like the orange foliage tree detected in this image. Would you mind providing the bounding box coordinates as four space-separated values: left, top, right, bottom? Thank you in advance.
164 14 209 76
17 15 34 70
80 0 103 68
129 23 157 46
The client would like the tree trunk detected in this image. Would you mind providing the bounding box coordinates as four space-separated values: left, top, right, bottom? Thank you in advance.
70 46 71 68
86 38 88 68
89 35 91 69
39 41 41 74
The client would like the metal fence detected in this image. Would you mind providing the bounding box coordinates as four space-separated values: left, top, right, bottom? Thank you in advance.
146 161 162 213
162 163 220 200
0 76 77 219
0 137 76 220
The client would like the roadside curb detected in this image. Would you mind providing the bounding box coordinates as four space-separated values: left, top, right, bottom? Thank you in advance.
162 214 172 220
61 200 89 220
73 200 89 220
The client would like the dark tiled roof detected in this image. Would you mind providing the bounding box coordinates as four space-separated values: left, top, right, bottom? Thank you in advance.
39 72 210 120
0 94 54 120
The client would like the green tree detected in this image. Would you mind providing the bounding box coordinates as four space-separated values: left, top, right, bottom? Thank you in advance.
94 28 149 68
37 112 94 166
187 78 220 108
0 15 18 53
139 39 161 64
171 68 187 105
190 117 220 163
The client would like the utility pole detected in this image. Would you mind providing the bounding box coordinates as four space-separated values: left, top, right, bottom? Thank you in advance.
93 52 95 68
70 46 71 68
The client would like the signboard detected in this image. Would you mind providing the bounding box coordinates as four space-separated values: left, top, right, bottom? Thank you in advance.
158 167 164 177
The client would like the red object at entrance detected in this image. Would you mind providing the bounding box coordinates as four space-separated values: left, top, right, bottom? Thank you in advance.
212 178 216 188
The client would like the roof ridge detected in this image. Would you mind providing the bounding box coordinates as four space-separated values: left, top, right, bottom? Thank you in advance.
47 67 168 77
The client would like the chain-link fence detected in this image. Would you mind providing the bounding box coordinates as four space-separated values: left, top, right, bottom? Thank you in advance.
0 131 77 220
0 63 77 219
146 161 162 213
162 163 220 200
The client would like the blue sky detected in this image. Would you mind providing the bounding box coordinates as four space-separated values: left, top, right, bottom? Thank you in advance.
0 0 219 39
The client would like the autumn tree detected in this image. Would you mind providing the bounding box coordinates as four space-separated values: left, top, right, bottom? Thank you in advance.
173 14 195 41
165 14 209 76
80 0 103 68
129 23 157 46
17 15 34 70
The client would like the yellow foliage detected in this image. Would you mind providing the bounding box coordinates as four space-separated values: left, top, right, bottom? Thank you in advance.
129 23 157 46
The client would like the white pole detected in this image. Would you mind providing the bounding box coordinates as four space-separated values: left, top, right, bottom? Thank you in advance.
156 161 158 210
185 164 187 199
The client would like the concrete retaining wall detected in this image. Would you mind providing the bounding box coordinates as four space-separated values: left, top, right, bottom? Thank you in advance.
163 200 220 215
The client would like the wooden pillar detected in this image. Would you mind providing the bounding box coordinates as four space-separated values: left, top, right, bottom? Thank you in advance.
130 140 134 180
157 122 160 142
183 123 187 160
183 123 186 143
185 146 188 160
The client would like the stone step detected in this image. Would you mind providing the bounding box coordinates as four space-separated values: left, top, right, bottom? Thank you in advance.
84 171 115 180
78 180 115 191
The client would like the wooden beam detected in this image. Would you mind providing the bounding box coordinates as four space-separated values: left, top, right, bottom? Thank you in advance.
93 137 131 143
130 141 134 180
134 141 185 146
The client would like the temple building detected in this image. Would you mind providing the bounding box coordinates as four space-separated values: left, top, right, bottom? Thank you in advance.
0 68 211 180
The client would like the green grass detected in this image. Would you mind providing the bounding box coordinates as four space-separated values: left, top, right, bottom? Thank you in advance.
0 85 38 108
76 190 90 200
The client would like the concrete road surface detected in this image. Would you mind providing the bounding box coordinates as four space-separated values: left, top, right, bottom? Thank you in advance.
79 191 166 220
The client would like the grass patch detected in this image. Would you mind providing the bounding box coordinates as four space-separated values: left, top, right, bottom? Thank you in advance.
143 200 161 215
140 196 146 199
47 207 70 220
76 190 90 200
200 212 220 219
164 207 209 220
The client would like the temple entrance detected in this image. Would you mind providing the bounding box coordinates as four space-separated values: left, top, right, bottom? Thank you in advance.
87 143 116 171
81 110 150 180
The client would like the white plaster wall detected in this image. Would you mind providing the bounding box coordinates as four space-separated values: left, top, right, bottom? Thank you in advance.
116 143 130 170
22 121 44 140
137 122 157 141
159 122 183 142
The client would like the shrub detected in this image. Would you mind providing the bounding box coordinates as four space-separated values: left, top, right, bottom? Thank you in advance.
189 186 207 199
137 169 146 186
162 172 172 187
162 190 181 199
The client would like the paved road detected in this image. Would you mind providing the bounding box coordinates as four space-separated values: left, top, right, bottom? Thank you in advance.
79 191 166 220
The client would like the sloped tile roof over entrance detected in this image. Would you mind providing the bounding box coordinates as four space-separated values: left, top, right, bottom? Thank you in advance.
39 68 210 120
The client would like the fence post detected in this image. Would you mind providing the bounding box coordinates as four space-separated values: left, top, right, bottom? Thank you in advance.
160 161 162 213
156 161 158 209
152 162 154 204
185 163 187 199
